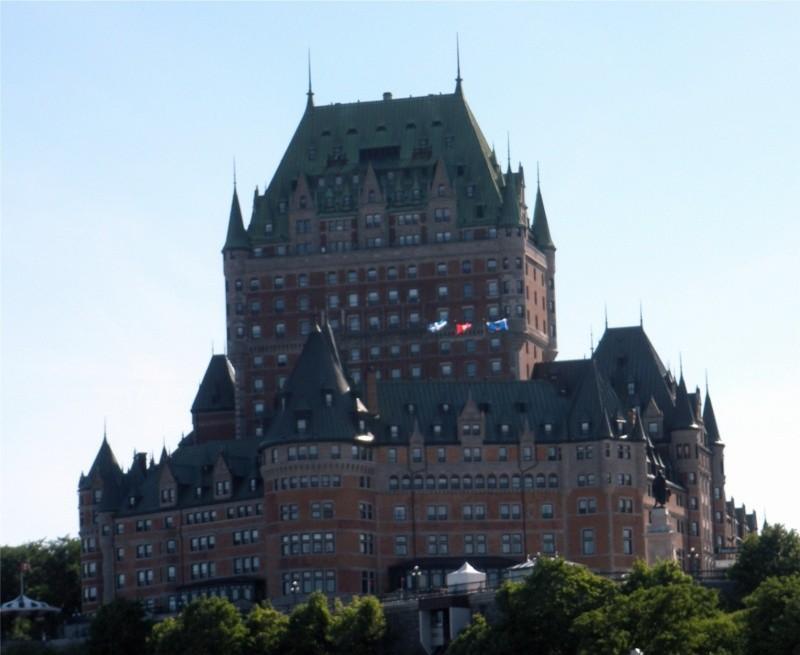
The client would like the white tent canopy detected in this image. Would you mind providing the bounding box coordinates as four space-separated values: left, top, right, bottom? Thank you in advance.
0 594 60 614
446 562 486 592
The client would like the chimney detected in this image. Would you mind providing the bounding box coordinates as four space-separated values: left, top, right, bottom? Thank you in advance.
383 92 392 101
364 366 378 412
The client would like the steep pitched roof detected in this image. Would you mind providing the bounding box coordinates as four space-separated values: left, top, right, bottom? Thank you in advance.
703 391 721 442
249 90 506 241
86 436 122 482
530 183 555 250
565 359 621 439
262 325 358 444
673 376 699 430
191 355 236 413
223 186 250 251
499 169 523 226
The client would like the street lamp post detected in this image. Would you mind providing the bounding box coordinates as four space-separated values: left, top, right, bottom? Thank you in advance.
411 565 422 596
290 579 300 607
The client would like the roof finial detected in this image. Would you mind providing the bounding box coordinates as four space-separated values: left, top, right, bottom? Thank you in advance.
639 300 643 327
537 161 541 188
455 33 463 91
306 49 314 109
232 158 237 189
705 369 709 394
590 326 594 356
604 303 608 330
506 132 511 173
103 416 107 440
679 352 684 379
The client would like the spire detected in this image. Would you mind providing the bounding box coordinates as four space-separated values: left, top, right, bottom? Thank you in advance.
306 49 314 110
604 304 608 329
673 375 698 429
506 132 511 173
639 301 643 327
455 34 463 94
222 184 250 251
500 161 521 226
703 387 721 442
531 176 555 250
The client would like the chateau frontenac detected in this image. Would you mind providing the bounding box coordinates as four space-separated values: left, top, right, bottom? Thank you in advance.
78 71 756 614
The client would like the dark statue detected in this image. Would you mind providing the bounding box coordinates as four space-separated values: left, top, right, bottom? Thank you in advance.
653 471 670 507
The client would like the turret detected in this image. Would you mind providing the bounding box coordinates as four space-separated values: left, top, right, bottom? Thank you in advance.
222 185 250 252
531 181 555 251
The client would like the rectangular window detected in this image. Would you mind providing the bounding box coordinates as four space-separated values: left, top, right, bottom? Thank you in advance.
582 529 596 555
623 528 634 555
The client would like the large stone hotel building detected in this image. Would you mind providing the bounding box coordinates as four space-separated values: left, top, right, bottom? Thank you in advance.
77 73 756 613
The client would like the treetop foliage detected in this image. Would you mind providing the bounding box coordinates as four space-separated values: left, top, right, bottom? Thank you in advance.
728 523 800 600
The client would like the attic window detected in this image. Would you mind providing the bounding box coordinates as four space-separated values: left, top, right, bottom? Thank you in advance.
544 423 553 435
440 402 450 413
249 478 257 491
195 486 202 498
466 184 475 198
406 403 416 414
376 124 387 133
500 423 510 435
648 422 659 435
433 424 442 436
580 421 590 435
296 418 307 434
324 392 333 407
93 490 103 503
390 425 399 438
128 496 136 507
626 382 637 396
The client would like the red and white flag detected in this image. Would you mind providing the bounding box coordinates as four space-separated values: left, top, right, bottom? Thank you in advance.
455 322 472 335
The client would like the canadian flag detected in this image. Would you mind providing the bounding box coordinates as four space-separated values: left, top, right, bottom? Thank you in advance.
455 322 472 335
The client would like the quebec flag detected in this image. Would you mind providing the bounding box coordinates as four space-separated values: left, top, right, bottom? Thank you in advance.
486 318 509 333
427 320 448 333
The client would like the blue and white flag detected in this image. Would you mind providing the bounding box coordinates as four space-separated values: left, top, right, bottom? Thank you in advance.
427 320 448 333
486 318 509 333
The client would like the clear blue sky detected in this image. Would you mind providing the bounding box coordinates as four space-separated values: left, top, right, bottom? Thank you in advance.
2 2 798 545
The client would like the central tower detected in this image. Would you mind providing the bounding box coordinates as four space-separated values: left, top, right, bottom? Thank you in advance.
223 76 557 438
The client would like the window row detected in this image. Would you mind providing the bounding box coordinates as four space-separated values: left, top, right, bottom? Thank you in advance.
388 472 560 491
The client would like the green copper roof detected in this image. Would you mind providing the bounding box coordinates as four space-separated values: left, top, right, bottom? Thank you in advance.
703 391 721 442
248 90 516 240
223 186 250 251
531 184 555 250
191 355 236 414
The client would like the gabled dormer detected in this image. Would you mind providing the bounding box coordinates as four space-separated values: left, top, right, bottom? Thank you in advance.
408 418 426 473
643 395 664 441
361 162 383 206
158 456 177 508
292 173 314 213
212 452 233 500
430 158 454 200
458 391 485 444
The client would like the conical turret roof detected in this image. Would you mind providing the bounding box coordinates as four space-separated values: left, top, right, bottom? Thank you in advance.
191 355 236 413
531 184 555 250
673 376 698 429
223 186 250 251
500 168 522 226
703 391 721 442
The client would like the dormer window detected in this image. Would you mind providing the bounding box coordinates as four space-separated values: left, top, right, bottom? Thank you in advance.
500 423 510 436
440 403 450 413
648 422 659 436
215 480 230 497
128 496 136 507
390 425 399 438
296 418 307 435
544 423 553 435
249 478 257 491
580 421 590 435
324 392 333 407
93 490 103 503
627 381 636 395
195 487 202 499
433 424 442 436
358 419 366 432
406 403 415 415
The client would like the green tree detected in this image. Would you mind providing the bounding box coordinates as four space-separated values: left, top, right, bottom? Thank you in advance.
88 598 150 655
245 602 289 655
330 595 386 655
742 573 800 655
445 613 503 655
574 562 743 655
284 592 332 655
494 557 617 655
0 537 81 617
729 523 800 600
148 597 246 655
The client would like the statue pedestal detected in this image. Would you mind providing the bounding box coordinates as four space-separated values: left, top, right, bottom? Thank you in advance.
647 507 677 564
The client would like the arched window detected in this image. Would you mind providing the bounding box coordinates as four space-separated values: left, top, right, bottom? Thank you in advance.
426 475 436 490
536 473 546 488
487 474 497 489
450 475 461 489
389 476 399 491
414 475 424 490
438 475 448 490
548 473 559 488
462 475 473 490
401 475 411 490
512 474 521 490
475 475 485 489
499 474 510 489
524 474 534 489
